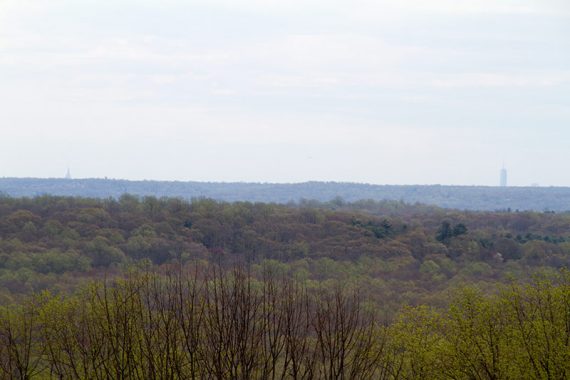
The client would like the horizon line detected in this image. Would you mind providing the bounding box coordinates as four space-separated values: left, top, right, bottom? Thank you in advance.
0 176 560 188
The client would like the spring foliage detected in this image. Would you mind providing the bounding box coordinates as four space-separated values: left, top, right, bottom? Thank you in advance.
0 265 569 379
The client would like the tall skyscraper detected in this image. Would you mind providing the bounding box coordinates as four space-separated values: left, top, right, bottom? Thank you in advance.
500 167 507 187
65 168 72 180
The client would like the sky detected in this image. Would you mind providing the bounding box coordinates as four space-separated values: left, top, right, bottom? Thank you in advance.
1 0 569 186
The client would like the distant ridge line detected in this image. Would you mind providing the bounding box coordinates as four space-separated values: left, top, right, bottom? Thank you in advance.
1 178 569 212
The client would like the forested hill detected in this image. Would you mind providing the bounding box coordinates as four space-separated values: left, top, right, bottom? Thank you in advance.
2 178 570 211
1 194 570 310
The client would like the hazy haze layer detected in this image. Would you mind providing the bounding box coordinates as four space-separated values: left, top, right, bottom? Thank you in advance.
1 0 569 185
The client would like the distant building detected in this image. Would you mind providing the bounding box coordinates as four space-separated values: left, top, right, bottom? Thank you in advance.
65 168 72 180
500 167 507 187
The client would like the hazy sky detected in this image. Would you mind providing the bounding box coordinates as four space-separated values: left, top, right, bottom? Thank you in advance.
1 0 569 186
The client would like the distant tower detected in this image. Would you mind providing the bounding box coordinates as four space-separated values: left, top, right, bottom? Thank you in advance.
65 168 72 180
500 167 507 187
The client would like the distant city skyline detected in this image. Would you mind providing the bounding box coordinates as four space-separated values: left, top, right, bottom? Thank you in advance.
1 1 569 186
0 163 536 188
0 170 552 188
0 165 546 188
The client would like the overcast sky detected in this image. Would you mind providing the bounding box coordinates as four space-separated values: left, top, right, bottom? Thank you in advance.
1 0 569 186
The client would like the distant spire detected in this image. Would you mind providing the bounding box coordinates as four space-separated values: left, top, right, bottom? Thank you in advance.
65 168 72 180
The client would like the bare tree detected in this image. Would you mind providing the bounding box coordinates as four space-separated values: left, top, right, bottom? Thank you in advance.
0 298 46 380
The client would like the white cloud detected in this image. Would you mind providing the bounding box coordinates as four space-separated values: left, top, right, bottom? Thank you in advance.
430 72 570 88
143 0 554 15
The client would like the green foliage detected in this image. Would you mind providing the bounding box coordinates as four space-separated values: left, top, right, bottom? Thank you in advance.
85 236 125 267
0 194 569 310
436 221 468 243
3 268 568 379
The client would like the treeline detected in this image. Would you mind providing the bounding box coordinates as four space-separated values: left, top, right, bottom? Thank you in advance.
3 178 570 211
1 264 569 379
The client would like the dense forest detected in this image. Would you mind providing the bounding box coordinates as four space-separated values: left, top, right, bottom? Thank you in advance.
1 195 570 378
1 194 570 310
2 178 570 211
